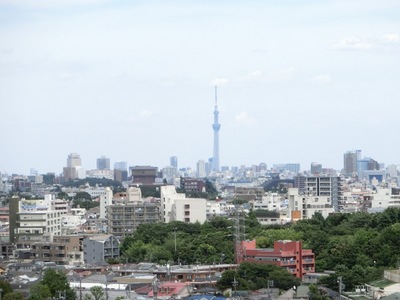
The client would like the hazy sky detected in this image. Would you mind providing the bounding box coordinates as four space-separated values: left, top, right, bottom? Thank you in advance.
1 0 399 175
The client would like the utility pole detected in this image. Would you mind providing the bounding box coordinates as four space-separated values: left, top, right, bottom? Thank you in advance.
338 276 345 300
232 277 238 298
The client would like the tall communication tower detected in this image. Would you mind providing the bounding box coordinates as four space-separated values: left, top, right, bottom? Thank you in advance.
233 208 246 264
212 86 221 172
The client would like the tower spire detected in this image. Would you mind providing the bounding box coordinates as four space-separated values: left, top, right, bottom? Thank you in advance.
212 86 221 172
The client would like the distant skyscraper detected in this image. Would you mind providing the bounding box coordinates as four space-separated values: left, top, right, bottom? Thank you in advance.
343 150 361 176
197 160 206 178
114 161 128 182
97 156 110 170
64 153 83 181
310 162 322 174
212 87 221 172
114 161 127 171
170 156 178 169
67 153 81 167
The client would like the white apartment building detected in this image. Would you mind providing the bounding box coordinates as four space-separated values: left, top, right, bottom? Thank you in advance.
368 188 400 213
253 193 282 211
206 201 227 219
100 187 113 219
197 160 206 178
160 186 207 223
14 195 69 242
86 169 114 180
83 184 109 198
287 188 334 221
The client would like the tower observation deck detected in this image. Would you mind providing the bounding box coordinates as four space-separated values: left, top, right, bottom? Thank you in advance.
212 86 221 172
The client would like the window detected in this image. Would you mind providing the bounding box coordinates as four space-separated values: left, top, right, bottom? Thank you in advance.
185 211 190 216
184 204 190 209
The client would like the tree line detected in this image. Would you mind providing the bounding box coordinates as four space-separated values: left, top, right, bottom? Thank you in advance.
121 207 400 291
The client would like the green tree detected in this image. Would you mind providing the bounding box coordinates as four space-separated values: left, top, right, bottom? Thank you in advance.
41 269 76 300
29 283 52 300
84 286 105 300
3 291 25 300
74 191 92 200
0 280 13 296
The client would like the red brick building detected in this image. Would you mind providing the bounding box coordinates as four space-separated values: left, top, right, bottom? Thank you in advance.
239 240 315 278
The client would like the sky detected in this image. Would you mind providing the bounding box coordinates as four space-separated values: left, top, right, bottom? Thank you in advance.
0 0 400 175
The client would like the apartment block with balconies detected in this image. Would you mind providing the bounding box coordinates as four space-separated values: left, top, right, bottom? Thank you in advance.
241 239 315 278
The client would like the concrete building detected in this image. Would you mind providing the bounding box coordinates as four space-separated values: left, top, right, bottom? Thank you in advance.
241 239 315 278
294 175 343 211
107 187 161 237
343 150 361 177
83 234 120 264
181 178 205 192
107 202 160 238
160 186 207 224
10 195 68 243
97 156 110 170
63 153 84 181
170 156 178 169
368 188 400 213
31 234 84 265
288 188 335 221
107 187 160 238
310 162 322 175
197 160 206 178
130 166 158 185
100 187 113 219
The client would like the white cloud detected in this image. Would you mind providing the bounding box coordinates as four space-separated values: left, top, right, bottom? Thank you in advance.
125 110 153 123
310 75 331 85
57 72 74 80
210 78 229 86
383 33 400 43
267 67 296 82
237 70 263 83
235 112 257 126
332 38 373 50
140 110 153 118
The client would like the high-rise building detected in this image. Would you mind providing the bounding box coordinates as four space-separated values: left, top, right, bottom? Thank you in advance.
67 153 81 168
170 156 178 169
64 153 83 181
130 166 158 185
197 160 206 178
114 161 128 182
343 150 361 176
310 162 322 174
97 156 110 170
212 87 221 172
294 175 343 212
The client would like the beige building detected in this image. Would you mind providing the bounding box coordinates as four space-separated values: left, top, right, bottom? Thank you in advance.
31 235 84 265
107 187 161 238
160 186 207 224
288 188 335 221
10 195 69 243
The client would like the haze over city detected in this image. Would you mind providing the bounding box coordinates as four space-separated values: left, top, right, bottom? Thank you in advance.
1 0 399 175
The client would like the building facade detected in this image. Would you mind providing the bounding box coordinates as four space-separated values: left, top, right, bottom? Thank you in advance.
83 235 120 264
97 156 110 170
241 240 315 278
160 186 207 223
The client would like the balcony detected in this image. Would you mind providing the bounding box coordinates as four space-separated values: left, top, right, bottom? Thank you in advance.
281 260 297 266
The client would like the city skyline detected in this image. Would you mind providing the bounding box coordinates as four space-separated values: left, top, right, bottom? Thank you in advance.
1 0 399 174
